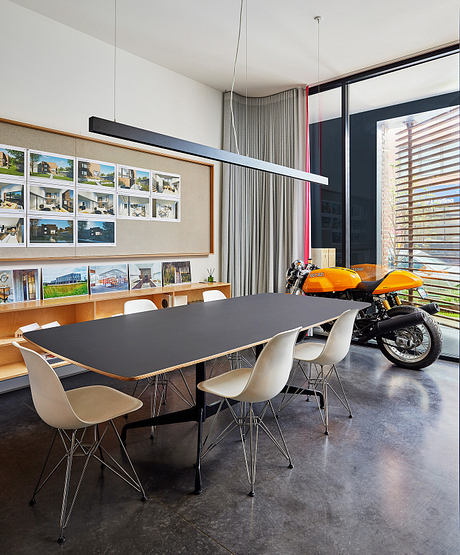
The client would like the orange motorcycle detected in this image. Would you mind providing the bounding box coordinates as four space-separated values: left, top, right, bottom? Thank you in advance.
286 261 442 369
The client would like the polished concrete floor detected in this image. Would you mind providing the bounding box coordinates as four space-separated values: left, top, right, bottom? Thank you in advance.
0 344 458 554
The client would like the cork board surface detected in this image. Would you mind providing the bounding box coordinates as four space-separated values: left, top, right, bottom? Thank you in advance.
0 120 212 260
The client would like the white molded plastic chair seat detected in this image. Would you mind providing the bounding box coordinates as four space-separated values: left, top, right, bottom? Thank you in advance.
197 328 301 496
202 289 226 302
124 299 157 314
286 308 360 435
66 386 142 426
14 342 146 544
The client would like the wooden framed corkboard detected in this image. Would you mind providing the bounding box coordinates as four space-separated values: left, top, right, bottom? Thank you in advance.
0 118 214 261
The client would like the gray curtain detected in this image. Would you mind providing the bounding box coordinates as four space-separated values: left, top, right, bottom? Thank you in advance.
221 88 306 296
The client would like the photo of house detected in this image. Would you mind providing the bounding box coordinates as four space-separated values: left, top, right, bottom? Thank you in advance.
0 146 25 177
42 265 89 299
152 171 180 196
118 194 150 218
77 159 115 187
0 268 40 303
152 199 179 220
29 185 74 214
129 262 162 289
78 190 115 216
77 220 115 244
29 151 74 182
0 217 25 246
28 218 74 244
0 182 24 211
117 165 150 192
89 264 129 294
162 261 191 286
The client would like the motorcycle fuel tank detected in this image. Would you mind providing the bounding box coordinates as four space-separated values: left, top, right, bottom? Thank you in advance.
302 267 361 293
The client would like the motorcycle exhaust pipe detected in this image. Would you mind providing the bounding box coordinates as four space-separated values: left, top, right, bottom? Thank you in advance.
358 311 425 342
374 311 425 338
420 302 439 315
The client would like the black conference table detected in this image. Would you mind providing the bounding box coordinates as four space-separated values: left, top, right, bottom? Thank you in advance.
25 293 368 493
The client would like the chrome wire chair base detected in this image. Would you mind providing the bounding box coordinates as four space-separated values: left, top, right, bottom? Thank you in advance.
29 422 146 544
201 399 293 496
207 350 253 380
132 370 195 439
278 361 353 435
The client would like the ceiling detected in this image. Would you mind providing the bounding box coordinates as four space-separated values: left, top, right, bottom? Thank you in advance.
11 0 460 96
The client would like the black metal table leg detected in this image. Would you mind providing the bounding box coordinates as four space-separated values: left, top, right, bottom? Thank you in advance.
194 361 206 494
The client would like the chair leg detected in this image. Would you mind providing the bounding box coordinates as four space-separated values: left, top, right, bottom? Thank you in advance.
29 428 59 506
332 364 353 417
322 369 329 435
58 429 77 544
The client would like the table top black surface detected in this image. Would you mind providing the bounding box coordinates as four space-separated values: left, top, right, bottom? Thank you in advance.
24 293 369 380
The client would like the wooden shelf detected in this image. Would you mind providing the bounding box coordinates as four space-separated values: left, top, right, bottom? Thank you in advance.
0 282 231 382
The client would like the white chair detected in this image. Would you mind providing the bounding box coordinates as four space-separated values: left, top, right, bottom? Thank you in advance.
202 289 226 302
124 300 194 438
202 289 252 371
198 327 301 496
14 342 146 544
281 309 359 435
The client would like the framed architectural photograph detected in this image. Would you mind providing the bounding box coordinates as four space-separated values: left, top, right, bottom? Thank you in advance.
28 218 74 246
118 194 150 219
77 158 115 188
117 165 150 193
0 181 25 212
0 145 25 179
129 261 162 290
29 150 75 184
151 171 180 197
152 198 180 221
0 216 25 246
77 189 115 216
42 265 88 299
162 260 191 286
89 264 129 294
77 219 116 245
0 268 40 303
28 184 74 215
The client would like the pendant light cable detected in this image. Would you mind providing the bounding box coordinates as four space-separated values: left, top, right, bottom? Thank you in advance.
230 0 244 155
113 0 117 122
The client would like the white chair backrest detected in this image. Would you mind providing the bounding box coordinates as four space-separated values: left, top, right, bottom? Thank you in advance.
315 308 359 366
14 342 83 430
239 328 301 403
203 290 227 302
124 299 157 314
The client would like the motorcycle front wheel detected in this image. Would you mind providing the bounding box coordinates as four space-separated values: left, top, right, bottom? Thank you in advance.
376 305 442 370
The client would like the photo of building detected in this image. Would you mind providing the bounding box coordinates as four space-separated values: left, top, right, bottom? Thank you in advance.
78 190 114 216
129 262 162 289
0 268 40 302
152 171 180 196
29 185 74 213
152 198 179 220
29 151 74 182
118 194 149 218
117 166 150 192
0 146 25 177
0 182 24 211
42 265 88 299
29 218 74 244
0 217 24 245
89 264 129 293
77 159 115 187
162 261 191 286
77 220 115 244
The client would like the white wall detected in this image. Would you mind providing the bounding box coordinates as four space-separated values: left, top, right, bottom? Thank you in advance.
0 0 223 281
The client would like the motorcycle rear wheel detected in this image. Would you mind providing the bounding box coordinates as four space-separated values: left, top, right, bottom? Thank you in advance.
376 305 442 370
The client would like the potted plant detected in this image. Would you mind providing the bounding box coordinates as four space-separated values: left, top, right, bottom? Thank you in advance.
206 267 215 283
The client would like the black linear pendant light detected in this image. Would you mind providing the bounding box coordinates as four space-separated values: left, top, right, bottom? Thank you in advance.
89 1 328 186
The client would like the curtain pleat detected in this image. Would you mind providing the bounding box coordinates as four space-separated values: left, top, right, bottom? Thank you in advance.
221 88 306 296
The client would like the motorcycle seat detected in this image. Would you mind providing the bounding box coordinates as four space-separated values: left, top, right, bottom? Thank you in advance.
356 273 390 293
